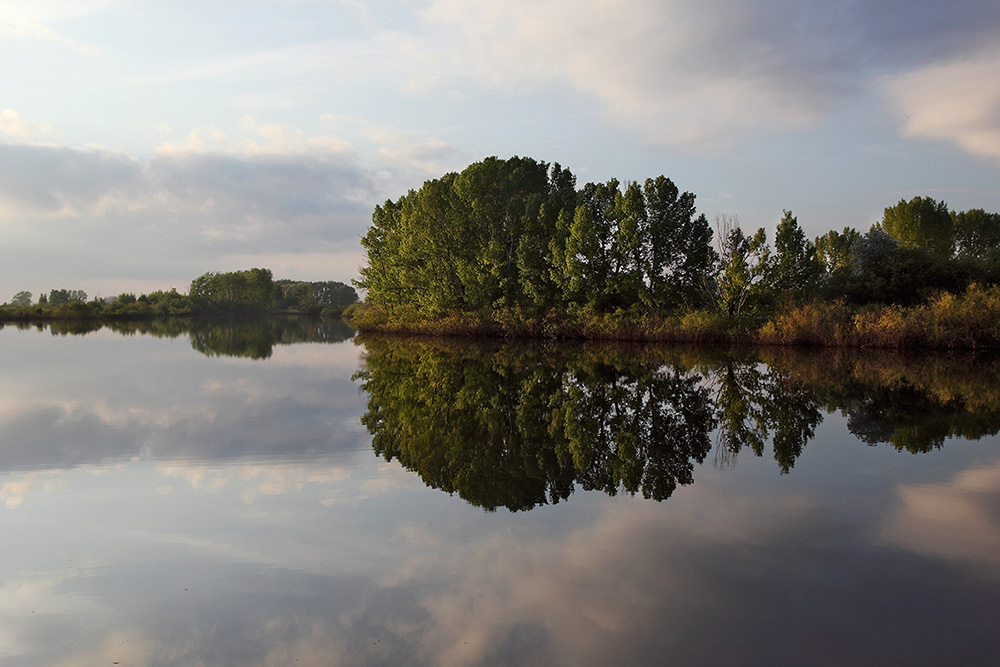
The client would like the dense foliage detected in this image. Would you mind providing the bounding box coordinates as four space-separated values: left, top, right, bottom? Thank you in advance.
358 156 716 316
1 268 358 322
354 156 1000 346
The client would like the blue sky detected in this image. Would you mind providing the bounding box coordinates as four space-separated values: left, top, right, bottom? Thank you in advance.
2 0 999 299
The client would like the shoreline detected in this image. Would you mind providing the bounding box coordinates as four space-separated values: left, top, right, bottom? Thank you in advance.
348 284 1000 350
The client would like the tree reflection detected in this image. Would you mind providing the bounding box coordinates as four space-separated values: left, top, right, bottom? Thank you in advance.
4 317 356 358
357 337 1000 510
761 348 1000 454
709 357 822 473
356 338 717 511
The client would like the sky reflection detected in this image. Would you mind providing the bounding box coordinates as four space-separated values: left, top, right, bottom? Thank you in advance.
0 325 998 665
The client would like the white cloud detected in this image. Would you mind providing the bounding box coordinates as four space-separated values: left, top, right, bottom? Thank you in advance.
383 0 1000 154
0 109 31 138
881 459 1000 577
884 46 1000 160
0 0 114 54
399 0 841 149
0 471 66 509
0 109 57 140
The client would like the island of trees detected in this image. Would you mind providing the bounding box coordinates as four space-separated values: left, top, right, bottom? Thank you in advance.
1 268 359 322
353 156 1000 347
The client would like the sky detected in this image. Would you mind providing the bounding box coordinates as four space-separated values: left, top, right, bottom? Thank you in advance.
1 0 999 300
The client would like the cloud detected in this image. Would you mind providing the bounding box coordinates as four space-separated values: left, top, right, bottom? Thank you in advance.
0 136 375 259
0 142 143 219
0 110 32 138
884 46 1000 160
398 0 1000 150
0 0 114 55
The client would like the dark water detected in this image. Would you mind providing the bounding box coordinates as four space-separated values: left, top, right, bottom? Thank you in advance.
1 320 998 666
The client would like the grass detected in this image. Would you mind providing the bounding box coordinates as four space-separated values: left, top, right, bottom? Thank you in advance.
349 284 1000 350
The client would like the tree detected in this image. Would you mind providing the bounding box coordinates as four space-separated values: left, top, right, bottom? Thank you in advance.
953 208 1000 259
190 268 275 308
48 289 87 305
611 182 648 306
9 291 31 307
770 210 821 294
815 227 861 275
714 214 771 318
851 226 899 273
880 196 954 257
643 176 716 309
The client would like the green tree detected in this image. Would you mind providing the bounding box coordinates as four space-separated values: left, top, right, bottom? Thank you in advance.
880 196 954 257
953 208 1000 259
714 214 771 318
643 176 715 309
610 182 648 307
573 180 618 310
770 210 821 294
815 227 861 274
48 289 87 305
189 268 275 309
563 204 603 306
9 291 32 307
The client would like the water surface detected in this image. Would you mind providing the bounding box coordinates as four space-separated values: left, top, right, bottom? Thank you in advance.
1 321 998 666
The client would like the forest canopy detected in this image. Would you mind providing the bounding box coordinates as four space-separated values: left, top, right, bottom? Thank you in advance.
355 156 1000 345
358 156 717 315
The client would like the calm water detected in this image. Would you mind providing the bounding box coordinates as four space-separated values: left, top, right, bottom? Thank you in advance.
0 319 998 666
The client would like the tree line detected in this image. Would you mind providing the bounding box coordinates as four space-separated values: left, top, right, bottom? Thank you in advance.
355 156 1000 344
2 269 359 321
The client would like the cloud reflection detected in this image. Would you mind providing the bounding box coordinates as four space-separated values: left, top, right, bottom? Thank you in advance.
882 458 1000 576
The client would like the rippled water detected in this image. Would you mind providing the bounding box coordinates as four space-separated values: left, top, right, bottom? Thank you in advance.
0 321 997 666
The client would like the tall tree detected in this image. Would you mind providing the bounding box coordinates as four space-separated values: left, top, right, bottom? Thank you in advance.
953 208 1000 259
611 182 648 306
770 210 821 294
815 227 861 275
714 214 771 318
643 176 715 309
9 291 31 307
880 196 954 257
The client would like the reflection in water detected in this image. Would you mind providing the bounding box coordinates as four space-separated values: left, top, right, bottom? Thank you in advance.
356 338 716 511
759 347 1000 453
2 326 999 665
357 336 1000 509
1 316 356 358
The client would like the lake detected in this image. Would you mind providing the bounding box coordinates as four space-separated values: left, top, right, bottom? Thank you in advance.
1 319 998 666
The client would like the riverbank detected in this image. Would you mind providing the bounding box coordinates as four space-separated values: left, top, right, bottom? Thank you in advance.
348 283 1000 349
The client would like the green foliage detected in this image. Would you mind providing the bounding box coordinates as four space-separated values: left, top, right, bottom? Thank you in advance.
48 289 87 305
953 208 1000 259
190 268 275 310
713 214 772 318
358 157 715 319
815 227 861 275
9 291 32 307
880 196 954 257
770 210 822 295
275 280 358 313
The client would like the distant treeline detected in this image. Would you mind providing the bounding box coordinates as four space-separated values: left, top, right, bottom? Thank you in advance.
353 155 1000 347
1 268 359 321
